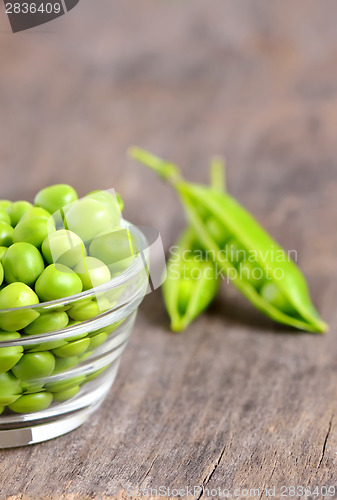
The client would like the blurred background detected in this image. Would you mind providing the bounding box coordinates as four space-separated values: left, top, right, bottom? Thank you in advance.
1 0 336 254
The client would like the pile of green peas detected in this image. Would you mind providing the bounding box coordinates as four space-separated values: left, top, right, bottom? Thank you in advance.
0 184 137 415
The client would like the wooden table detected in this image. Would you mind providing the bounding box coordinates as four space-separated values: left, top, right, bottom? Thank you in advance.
0 1 336 498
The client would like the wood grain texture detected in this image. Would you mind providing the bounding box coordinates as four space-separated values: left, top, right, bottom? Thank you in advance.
0 1 336 498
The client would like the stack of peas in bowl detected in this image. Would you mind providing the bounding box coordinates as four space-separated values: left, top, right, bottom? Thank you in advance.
0 185 143 418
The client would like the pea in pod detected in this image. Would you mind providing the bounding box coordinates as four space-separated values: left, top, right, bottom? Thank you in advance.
130 147 328 334
162 158 225 332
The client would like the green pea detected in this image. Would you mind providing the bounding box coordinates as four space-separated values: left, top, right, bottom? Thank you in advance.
66 333 88 343
164 252 219 332
64 198 114 242
8 392 53 413
66 319 80 327
86 366 108 383
21 207 51 221
0 346 23 373
53 356 79 374
34 184 78 215
0 247 7 263
45 375 85 393
0 221 14 247
87 328 101 338
24 311 69 335
23 311 69 352
0 331 23 373
260 282 295 314
0 283 40 331
13 217 55 249
67 298 108 322
0 372 22 406
0 263 3 287
116 193 124 212
0 200 11 210
0 209 11 225
225 239 246 267
52 385 80 402
86 320 123 340
85 191 121 226
35 264 83 302
177 280 195 316
52 337 90 358
3 242 45 286
0 282 39 309
88 331 107 350
160 224 220 332
42 229 87 268
74 256 111 291
89 228 137 275
12 352 55 380
131 147 329 334
102 284 125 310
6 201 33 226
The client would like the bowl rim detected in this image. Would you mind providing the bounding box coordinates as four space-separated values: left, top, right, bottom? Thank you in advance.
0 222 149 313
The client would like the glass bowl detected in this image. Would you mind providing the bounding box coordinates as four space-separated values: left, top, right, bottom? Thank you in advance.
0 224 149 448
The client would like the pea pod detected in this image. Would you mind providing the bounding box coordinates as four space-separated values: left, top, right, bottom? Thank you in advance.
163 229 219 331
130 147 328 334
162 159 225 332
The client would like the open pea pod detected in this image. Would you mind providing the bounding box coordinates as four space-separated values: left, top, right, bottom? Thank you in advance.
130 147 328 334
162 159 224 332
